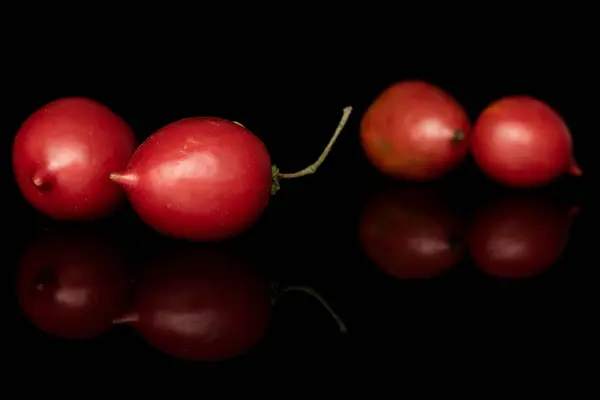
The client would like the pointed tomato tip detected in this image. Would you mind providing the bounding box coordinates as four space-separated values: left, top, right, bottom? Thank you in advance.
109 171 138 187
31 171 51 191
568 163 583 176
109 172 122 182
32 176 44 186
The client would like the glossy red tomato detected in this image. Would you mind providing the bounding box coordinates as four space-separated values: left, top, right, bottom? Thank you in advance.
471 96 581 187
110 118 273 241
12 97 137 220
360 81 471 181
111 106 354 242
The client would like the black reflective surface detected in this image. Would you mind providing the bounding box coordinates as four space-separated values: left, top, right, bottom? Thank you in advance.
3 21 597 374
2 167 595 371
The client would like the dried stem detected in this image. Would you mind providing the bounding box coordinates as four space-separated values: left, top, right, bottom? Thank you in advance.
277 106 353 179
270 106 353 195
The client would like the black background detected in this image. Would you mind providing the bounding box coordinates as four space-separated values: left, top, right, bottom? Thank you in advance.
1 8 597 377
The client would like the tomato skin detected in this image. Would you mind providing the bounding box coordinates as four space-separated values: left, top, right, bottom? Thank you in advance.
111 117 273 242
359 187 466 279
12 97 137 220
360 81 471 181
470 96 580 188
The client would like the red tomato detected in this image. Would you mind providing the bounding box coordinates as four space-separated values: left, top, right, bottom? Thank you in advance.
110 117 273 241
360 81 471 181
471 96 581 188
13 97 137 220
109 107 353 242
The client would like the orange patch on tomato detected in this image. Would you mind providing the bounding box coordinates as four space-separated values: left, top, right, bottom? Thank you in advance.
383 150 431 178
482 102 506 117
378 138 391 153
363 134 432 179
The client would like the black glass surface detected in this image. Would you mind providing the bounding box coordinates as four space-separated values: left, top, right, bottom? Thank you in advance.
2 22 597 375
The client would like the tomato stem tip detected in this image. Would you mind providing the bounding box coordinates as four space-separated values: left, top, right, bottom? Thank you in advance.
109 172 139 187
31 171 52 191
451 129 465 142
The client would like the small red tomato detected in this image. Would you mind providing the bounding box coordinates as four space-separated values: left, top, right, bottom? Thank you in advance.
12 97 137 220
470 96 582 188
360 80 471 181
110 117 273 241
110 107 353 242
